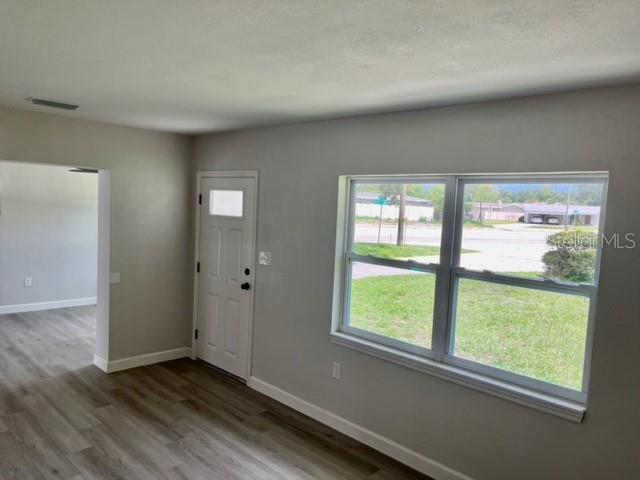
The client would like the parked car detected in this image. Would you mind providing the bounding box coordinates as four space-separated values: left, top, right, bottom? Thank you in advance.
547 216 560 225
529 215 544 224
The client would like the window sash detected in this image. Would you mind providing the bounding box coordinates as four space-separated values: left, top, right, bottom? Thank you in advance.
448 176 607 397
338 173 607 402
346 253 439 272
341 254 440 357
442 352 588 403
343 177 451 355
443 272 593 402
450 267 595 296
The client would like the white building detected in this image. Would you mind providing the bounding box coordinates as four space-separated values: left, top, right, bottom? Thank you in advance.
469 202 524 222
356 192 435 222
522 203 601 226
468 202 601 225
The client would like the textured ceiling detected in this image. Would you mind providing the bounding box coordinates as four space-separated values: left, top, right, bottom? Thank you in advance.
0 1 639 133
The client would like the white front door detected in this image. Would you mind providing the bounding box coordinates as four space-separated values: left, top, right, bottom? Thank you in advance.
196 174 256 379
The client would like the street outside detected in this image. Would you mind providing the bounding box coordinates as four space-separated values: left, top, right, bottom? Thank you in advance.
352 222 556 279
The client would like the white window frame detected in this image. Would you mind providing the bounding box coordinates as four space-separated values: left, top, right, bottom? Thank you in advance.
331 173 608 422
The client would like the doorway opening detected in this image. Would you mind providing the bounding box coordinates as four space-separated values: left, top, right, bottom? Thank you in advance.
0 160 110 373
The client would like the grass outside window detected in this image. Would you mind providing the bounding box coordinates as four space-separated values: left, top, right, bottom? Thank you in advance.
350 273 589 390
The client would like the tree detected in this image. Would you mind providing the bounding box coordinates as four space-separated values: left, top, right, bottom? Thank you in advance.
501 186 565 204
571 184 603 206
425 184 445 221
467 184 500 224
536 185 563 203
397 184 406 246
406 184 427 199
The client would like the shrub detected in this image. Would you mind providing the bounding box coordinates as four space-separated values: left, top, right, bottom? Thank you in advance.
542 230 597 283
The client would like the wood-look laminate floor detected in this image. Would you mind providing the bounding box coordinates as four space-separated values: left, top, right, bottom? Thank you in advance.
0 306 431 480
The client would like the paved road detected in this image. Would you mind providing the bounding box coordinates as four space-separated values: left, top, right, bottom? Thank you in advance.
352 223 555 279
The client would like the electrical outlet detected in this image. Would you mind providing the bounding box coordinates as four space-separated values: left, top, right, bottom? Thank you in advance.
24 277 33 287
332 361 341 380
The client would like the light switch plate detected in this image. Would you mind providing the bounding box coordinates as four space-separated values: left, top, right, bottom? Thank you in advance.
258 251 272 266
24 277 33 287
109 272 121 284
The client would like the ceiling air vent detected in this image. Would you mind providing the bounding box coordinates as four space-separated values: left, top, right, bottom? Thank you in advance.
28 97 79 111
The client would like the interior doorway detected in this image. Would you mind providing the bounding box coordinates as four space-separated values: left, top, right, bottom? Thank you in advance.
0 160 110 371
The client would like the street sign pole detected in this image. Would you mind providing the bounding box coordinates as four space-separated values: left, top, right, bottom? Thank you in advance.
375 195 389 243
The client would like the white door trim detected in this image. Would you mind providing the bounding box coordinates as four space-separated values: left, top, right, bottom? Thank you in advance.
192 170 259 381
95 168 111 369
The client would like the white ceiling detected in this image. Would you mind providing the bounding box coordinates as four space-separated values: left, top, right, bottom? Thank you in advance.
0 1 639 134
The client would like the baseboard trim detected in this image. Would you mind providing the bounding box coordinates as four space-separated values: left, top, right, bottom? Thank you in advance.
0 297 97 315
93 347 192 373
92 354 109 372
248 376 473 480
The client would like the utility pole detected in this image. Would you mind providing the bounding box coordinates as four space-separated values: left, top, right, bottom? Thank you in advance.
377 202 383 243
397 184 407 246
564 185 571 230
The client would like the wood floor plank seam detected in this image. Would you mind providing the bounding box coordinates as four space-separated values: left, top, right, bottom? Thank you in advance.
0 307 431 480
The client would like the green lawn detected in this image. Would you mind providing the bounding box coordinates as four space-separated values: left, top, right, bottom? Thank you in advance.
463 219 494 228
353 243 441 259
485 219 516 225
353 242 474 260
350 274 588 390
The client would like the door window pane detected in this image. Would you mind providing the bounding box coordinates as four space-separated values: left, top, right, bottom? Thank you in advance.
458 182 604 283
349 262 435 349
352 182 445 264
210 190 243 217
452 278 590 390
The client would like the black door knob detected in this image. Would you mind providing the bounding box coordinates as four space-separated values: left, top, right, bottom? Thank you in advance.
241 282 251 290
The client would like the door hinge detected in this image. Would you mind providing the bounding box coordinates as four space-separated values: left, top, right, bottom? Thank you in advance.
196 262 200 273
198 194 202 205
194 329 198 340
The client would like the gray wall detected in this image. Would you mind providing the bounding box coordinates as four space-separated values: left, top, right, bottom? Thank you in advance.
0 107 193 360
194 84 640 479
0 162 98 307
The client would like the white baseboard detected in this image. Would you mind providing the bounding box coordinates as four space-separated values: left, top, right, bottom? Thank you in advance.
248 376 474 480
92 354 109 372
92 347 192 373
0 297 97 315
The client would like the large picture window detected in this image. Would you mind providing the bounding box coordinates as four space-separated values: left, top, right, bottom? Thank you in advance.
334 174 607 416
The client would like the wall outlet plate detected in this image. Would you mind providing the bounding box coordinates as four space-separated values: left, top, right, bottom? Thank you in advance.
332 361 341 380
24 276 33 287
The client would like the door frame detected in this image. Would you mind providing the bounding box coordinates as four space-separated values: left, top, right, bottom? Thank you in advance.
191 170 259 380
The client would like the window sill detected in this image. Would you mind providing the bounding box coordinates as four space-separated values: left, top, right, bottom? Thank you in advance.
330 332 586 423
